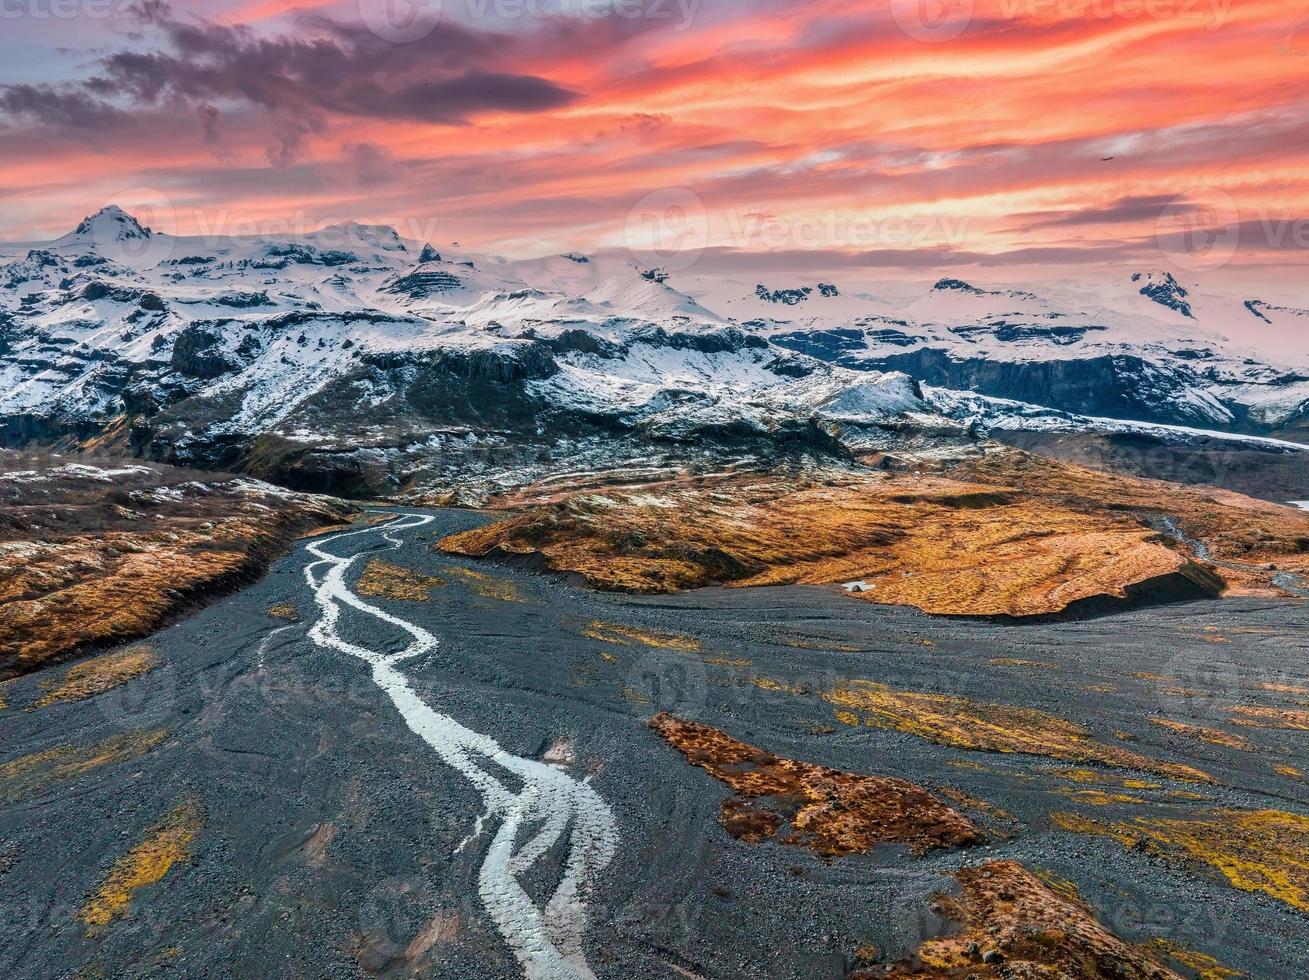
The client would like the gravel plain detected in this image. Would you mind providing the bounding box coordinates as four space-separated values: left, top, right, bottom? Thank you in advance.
2 507 1307 979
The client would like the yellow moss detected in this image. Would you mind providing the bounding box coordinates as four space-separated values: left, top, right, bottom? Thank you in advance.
822 682 1212 782
1262 683 1309 696
1230 705 1309 730
581 620 700 651
1161 687 1209 698
267 604 299 621
1057 809 1309 913
2 730 167 803
752 677 809 695
599 651 618 664
440 566 522 602
1148 716 1252 751
703 656 751 667
1084 683 1117 694
80 800 204 928
1133 672 1176 682
834 710 860 727
618 684 650 704
1056 768 1162 792
356 559 446 601
1063 768 1103 783
33 646 159 709
990 658 1058 669
1275 765 1303 780
1034 868 1086 906
853 943 881 963
1146 938 1242 979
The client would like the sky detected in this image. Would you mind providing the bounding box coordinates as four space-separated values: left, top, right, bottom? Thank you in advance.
0 0 1307 274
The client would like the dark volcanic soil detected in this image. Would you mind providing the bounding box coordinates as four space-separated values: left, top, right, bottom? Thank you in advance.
1 508 1307 979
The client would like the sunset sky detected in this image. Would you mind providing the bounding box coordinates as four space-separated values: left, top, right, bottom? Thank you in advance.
1 0 1307 272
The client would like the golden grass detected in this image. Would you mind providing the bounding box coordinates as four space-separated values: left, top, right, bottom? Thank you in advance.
1057 768 1163 791
1145 939 1242 980
990 658 1058 669
33 646 158 709
267 604 299 621
1262 682 1309 696
81 799 204 928
651 713 981 857
356 559 446 601
2 729 168 803
440 448 1309 616
1 544 244 677
1054 809 1309 913
1229 705 1309 730
1148 717 1252 751
822 681 1212 782
440 566 522 602
2 499 351 679
438 456 1251 616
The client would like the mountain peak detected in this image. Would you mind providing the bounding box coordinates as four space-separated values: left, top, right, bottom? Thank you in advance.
1132 270 1194 319
932 278 986 295
62 205 153 244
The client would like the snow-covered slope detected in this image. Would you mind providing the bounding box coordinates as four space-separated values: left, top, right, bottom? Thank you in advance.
1 206 1305 495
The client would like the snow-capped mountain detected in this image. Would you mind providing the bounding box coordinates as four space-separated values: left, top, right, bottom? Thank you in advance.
1 206 1305 496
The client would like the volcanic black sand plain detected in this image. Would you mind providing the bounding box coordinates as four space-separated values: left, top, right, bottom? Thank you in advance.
2 508 1308 978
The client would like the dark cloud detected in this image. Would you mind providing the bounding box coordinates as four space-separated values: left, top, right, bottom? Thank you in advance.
79 15 576 125
265 114 325 168
0 85 127 130
1006 195 1184 232
196 103 222 147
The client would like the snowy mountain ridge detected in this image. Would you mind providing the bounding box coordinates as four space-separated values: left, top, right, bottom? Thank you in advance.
1 206 1306 495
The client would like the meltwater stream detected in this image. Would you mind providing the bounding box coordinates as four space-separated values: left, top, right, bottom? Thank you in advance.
301 514 618 980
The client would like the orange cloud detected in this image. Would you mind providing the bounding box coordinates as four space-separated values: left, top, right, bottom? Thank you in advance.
1 0 1306 267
